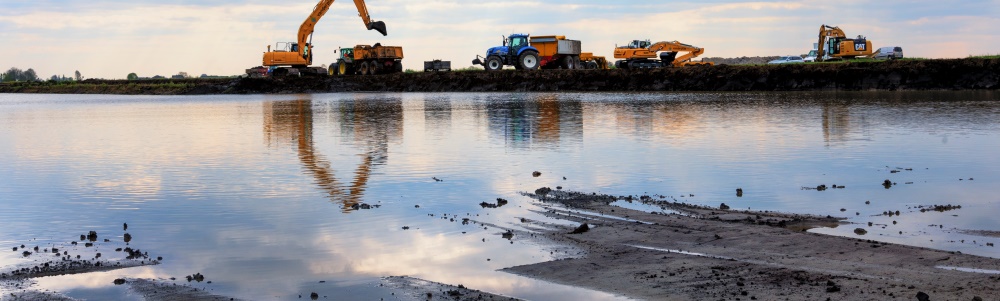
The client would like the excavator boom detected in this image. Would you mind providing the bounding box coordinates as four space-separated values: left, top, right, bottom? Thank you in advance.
258 0 387 73
613 40 712 68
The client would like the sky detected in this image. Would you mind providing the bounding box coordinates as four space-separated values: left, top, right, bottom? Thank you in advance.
1 0 998 79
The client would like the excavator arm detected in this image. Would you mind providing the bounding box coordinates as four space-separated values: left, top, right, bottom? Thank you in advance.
648 41 707 66
816 24 846 62
295 0 388 60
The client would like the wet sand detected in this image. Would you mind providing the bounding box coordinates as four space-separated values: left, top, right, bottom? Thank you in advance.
499 189 1000 300
5 190 1000 300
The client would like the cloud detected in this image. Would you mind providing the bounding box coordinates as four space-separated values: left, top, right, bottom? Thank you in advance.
1 0 997 78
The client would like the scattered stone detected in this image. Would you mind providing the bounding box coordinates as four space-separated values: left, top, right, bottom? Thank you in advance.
736 188 743 197
532 171 542 177
719 203 730 210
569 223 590 234
916 291 930 301
124 233 132 243
883 179 893 189
402 226 410 230
854 228 868 235
87 231 98 241
113 278 126 285
123 223 128 231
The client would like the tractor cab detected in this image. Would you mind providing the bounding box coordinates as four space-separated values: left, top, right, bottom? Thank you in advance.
505 34 531 55
336 47 355 63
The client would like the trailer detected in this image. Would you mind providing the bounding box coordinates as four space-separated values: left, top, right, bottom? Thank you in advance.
472 34 583 71
423 60 451 72
579 52 609 69
330 43 404 76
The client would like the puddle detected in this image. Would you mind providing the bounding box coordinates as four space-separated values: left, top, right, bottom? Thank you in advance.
936 266 1000 274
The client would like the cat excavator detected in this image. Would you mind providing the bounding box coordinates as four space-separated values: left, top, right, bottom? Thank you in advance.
816 24 872 62
247 0 388 77
613 40 713 69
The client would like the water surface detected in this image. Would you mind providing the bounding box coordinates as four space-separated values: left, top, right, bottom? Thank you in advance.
1 91 999 300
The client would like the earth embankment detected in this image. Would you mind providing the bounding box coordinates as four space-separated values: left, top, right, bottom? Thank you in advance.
2 58 997 95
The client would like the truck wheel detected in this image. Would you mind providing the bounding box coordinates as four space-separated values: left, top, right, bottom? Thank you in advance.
587 61 598 69
519 51 539 70
485 56 503 71
369 61 380 75
562 56 576 69
360 61 370 75
574 56 582 70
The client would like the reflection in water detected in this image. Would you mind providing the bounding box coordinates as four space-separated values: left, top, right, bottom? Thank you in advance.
263 96 403 212
487 94 582 148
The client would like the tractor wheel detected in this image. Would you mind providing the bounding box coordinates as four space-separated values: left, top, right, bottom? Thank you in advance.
338 62 349 75
587 61 598 70
485 56 503 71
519 51 539 70
329 64 337 76
359 61 370 75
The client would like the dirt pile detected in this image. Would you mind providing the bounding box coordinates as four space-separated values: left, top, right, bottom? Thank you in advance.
702 56 782 65
2 58 997 94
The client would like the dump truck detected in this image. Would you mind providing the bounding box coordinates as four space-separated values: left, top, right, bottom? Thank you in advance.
329 43 403 76
580 52 608 69
473 34 583 71
817 24 873 62
250 0 386 77
613 39 713 69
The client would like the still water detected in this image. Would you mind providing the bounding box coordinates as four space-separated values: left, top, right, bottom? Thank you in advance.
1 91 999 300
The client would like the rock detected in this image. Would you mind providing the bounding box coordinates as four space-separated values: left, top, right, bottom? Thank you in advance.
570 223 590 234
87 231 98 241
973 296 983 301
916 291 930 301
123 233 132 243
532 171 541 177
310 292 319 300
123 223 128 231
883 179 893 189
113 278 126 285
826 285 840 293
736 188 743 197
534 187 552 196
854 228 868 235
720 203 730 210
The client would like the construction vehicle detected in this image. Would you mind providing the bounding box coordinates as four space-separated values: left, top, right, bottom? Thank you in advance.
423 60 451 72
248 0 388 77
816 24 872 62
580 52 608 69
329 43 403 75
613 39 713 69
472 34 582 71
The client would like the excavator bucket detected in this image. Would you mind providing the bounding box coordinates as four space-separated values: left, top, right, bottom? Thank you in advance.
368 21 387 36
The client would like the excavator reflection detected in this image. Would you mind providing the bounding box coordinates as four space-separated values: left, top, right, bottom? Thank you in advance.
263 97 402 212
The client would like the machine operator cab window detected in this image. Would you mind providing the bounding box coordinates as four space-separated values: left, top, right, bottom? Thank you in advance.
628 40 651 49
510 36 527 49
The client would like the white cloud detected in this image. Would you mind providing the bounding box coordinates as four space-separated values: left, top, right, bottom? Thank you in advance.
1 1 997 79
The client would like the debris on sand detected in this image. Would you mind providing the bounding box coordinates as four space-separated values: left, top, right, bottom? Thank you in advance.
569 223 590 234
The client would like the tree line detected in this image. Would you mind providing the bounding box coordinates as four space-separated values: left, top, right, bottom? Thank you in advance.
2 67 83 82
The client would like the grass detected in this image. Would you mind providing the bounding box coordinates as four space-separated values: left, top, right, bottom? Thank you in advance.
969 54 1000 59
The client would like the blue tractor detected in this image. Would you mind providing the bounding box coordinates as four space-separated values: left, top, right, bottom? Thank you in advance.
472 34 540 71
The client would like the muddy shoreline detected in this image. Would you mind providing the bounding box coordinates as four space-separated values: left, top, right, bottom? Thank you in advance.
1 58 997 95
4 190 1000 300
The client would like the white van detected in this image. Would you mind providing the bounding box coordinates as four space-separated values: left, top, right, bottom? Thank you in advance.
872 46 904 60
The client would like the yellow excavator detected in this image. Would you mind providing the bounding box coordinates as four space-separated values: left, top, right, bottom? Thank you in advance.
613 40 713 69
816 24 872 62
247 0 388 77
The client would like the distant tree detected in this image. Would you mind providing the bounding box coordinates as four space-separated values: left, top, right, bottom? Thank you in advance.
23 68 39 81
178 71 189 78
74 70 82 81
127 73 139 80
3 67 23 82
